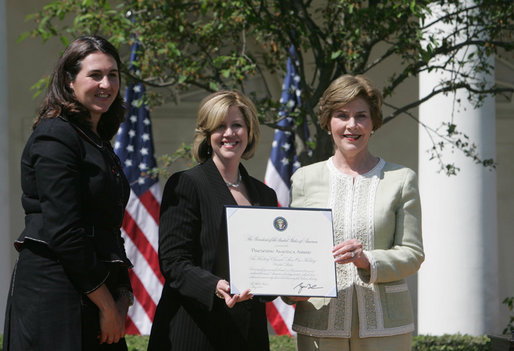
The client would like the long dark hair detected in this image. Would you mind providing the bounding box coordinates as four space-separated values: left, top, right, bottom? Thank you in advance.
34 35 125 140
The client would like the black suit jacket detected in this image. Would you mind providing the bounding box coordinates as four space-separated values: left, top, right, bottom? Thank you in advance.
17 116 131 293
148 159 278 351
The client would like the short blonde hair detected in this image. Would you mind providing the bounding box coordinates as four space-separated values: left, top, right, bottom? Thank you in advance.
318 74 383 131
193 90 261 162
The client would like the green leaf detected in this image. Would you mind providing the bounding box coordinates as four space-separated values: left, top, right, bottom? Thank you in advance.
331 50 342 60
209 81 219 91
178 74 187 84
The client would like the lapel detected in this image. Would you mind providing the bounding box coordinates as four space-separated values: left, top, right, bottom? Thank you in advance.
195 159 266 273
199 158 237 206
239 165 262 206
199 158 263 206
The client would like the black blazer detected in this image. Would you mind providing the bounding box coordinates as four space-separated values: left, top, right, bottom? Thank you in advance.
17 116 131 293
148 158 278 351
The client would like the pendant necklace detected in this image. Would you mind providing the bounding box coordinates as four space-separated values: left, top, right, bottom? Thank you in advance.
225 172 242 188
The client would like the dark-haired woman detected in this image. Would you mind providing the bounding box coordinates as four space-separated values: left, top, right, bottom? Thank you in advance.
3 35 132 351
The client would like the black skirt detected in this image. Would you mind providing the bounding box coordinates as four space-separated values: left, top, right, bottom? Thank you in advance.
3 242 128 351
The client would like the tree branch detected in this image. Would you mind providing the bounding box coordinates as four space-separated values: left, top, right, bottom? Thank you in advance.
383 84 513 124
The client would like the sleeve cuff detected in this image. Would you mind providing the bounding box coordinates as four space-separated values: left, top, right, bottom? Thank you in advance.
358 250 378 284
82 270 110 294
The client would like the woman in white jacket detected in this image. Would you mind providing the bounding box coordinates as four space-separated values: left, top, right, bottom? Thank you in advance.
286 74 424 351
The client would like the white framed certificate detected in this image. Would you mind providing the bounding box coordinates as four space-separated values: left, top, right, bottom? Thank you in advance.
225 206 337 297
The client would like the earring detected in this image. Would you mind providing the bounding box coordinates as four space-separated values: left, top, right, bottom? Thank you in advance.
327 131 332 135
370 130 375 136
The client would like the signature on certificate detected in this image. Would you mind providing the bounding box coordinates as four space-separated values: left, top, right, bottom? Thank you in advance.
293 282 324 294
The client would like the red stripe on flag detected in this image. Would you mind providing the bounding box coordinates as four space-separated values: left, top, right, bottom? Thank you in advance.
125 315 141 335
266 301 293 336
128 269 157 321
139 190 160 224
122 212 165 284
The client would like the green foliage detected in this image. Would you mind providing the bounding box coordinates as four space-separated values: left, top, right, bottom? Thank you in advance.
30 76 50 99
123 334 295 351
270 334 296 350
125 334 149 351
147 143 196 180
0 333 499 351
124 334 498 351
426 122 496 176
503 296 514 336
22 0 513 170
412 334 491 351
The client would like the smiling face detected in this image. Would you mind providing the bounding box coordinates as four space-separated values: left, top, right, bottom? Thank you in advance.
69 51 119 127
329 96 374 159
210 105 249 167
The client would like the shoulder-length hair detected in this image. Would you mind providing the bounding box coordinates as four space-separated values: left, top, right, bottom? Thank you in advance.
193 90 261 163
34 35 125 140
318 74 383 132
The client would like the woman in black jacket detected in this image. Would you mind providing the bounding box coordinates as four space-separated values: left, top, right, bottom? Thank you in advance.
148 91 278 351
3 35 133 350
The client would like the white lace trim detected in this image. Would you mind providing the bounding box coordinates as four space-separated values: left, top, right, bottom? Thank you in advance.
385 283 409 293
324 157 389 337
359 323 415 338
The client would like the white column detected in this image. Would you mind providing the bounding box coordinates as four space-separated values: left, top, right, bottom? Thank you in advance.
0 0 11 332
417 3 499 335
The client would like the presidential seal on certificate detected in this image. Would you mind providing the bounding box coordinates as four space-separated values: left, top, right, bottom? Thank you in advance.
225 206 337 298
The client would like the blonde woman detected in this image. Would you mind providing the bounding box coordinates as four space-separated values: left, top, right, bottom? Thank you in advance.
148 91 278 351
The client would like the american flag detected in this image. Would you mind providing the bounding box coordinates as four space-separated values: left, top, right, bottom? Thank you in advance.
264 45 307 336
114 42 164 335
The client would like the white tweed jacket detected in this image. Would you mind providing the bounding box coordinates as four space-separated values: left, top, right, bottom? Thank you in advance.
287 158 424 338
